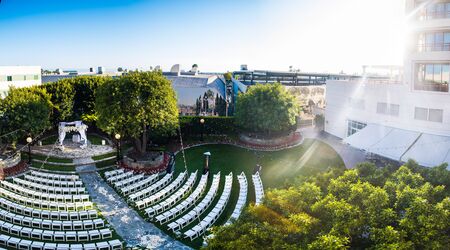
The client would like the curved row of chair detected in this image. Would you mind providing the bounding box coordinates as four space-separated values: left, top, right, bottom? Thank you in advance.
29 171 79 181
112 174 145 189
144 171 198 216
135 171 187 210
119 174 158 196
184 173 233 240
24 175 83 188
0 233 122 250
128 173 173 202
0 181 89 203
0 187 93 211
104 169 124 180
12 178 86 195
226 172 248 225
0 197 97 221
0 221 112 242
0 208 104 231
153 173 208 224
167 172 221 232
252 172 264 205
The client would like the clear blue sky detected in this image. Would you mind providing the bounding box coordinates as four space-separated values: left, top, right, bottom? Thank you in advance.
0 0 405 73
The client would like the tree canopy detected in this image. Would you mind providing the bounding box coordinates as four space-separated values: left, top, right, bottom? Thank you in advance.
206 161 450 249
95 71 179 154
0 87 52 148
235 83 299 134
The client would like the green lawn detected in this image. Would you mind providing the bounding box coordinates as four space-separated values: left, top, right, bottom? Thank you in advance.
164 138 344 248
28 153 73 164
92 152 116 161
31 161 77 172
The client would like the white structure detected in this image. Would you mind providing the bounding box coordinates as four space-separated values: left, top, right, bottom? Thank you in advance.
58 121 88 148
0 66 41 97
325 0 450 168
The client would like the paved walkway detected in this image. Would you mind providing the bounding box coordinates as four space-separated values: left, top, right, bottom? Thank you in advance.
300 128 367 169
77 164 190 249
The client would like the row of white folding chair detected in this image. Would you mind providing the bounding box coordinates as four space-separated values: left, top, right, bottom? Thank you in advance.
154 173 208 224
30 171 79 181
24 175 83 188
0 181 89 203
145 171 197 216
135 171 187 210
0 197 97 221
226 172 248 225
0 234 122 250
120 174 158 196
184 173 233 240
128 173 173 202
0 221 112 242
104 168 124 179
0 209 104 231
106 172 133 184
0 188 93 211
167 172 221 232
13 178 86 195
252 172 264 206
113 174 145 189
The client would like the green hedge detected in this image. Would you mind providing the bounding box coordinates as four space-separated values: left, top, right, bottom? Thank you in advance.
179 116 238 135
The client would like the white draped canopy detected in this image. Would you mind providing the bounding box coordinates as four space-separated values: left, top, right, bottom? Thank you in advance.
58 121 88 147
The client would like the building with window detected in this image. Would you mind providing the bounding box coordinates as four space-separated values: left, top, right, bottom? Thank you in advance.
324 0 450 167
0 66 42 97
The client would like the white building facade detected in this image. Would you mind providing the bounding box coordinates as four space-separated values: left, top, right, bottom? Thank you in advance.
0 66 42 97
325 0 450 167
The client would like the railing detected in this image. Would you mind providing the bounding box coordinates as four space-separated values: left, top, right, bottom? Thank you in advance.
418 43 450 52
414 82 449 92
348 78 402 84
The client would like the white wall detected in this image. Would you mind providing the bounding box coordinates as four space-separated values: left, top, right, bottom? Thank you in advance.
325 80 450 138
0 66 42 96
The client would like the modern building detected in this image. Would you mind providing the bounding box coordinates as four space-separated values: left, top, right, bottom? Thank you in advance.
0 66 42 97
325 0 450 167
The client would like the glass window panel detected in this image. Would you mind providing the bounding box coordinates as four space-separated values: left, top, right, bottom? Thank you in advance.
447 3 450 18
415 107 428 121
426 33 434 51
435 32 444 50
445 33 450 50
425 64 434 82
429 109 443 123
377 102 388 114
389 104 400 116
442 65 450 84
434 64 442 83
417 64 425 83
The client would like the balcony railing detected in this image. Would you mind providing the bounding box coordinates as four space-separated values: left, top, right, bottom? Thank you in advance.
418 43 450 52
414 82 449 92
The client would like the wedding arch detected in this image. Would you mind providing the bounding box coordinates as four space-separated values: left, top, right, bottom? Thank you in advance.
58 121 88 148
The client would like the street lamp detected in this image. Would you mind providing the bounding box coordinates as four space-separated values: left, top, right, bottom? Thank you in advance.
115 133 121 161
200 118 205 141
26 136 33 164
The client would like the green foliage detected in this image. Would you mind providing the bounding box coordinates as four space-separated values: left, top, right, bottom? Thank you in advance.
95 71 178 154
235 83 299 134
179 116 237 135
0 87 52 145
41 80 74 125
206 163 450 249
71 76 109 120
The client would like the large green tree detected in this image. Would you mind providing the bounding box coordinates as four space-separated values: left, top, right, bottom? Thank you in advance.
235 83 299 134
72 76 108 120
41 80 75 125
206 161 450 249
95 71 179 155
0 87 52 149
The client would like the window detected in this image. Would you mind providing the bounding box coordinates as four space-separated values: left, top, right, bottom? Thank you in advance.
34 75 39 80
6 76 12 81
347 120 367 136
415 63 450 92
414 107 444 123
377 102 400 116
420 2 450 20
418 31 450 51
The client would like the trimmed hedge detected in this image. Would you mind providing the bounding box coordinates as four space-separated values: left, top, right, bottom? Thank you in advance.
179 116 238 135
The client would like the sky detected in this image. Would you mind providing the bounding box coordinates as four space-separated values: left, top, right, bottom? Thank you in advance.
0 0 406 74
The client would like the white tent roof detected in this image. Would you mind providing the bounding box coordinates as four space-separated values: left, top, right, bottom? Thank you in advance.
343 124 392 151
401 133 450 167
370 128 420 161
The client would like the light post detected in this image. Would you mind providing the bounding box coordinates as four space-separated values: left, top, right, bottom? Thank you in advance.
115 133 121 161
200 118 205 141
26 136 33 164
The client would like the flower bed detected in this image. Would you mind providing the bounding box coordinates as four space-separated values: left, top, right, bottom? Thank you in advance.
118 153 170 174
